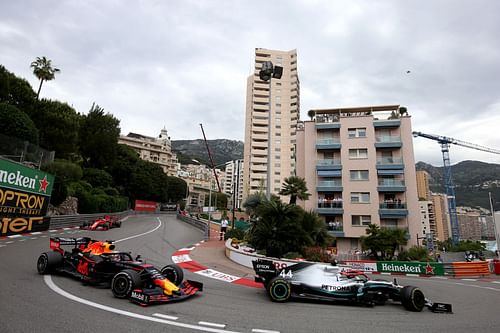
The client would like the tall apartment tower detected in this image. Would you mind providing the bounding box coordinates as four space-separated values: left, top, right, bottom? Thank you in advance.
416 170 431 200
296 105 420 253
243 48 300 200
223 159 244 210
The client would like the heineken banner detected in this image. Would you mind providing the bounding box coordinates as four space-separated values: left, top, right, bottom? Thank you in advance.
376 261 444 275
0 158 55 236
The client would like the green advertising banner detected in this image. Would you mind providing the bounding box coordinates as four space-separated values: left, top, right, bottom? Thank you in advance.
0 158 54 236
376 261 444 276
0 158 54 195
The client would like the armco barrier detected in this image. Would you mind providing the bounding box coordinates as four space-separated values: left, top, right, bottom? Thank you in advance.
48 211 132 229
176 214 209 240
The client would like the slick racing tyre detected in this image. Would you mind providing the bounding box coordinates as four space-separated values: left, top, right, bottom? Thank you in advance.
37 251 63 274
267 276 291 302
401 286 425 312
111 269 142 298
161 264 184 286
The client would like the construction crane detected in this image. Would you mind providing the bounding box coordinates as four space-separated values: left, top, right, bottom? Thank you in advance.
199 123 222 193
412 131 500 245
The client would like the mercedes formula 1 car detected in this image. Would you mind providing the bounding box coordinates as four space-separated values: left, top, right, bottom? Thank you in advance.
253 259 451 313
37 237 202 305
80 215 122 230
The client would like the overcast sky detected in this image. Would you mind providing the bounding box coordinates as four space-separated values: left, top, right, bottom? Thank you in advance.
1 0 500 166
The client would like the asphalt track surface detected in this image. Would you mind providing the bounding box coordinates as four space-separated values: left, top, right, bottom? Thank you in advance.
1 214 500 333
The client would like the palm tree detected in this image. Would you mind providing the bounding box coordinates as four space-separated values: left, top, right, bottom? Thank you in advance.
30 56 60 99
248 200 303 258
279 176 311 205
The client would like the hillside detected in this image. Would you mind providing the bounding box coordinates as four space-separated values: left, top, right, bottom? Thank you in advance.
172 139 243 167
415 160 500 210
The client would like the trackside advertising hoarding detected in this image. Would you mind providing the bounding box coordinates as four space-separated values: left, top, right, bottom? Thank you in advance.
134 200 158 212
376 261 444 275
0 158 55 236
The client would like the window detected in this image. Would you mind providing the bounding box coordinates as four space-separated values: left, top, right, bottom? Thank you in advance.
350 170 369 181
349 148 368 159
348 128 367 138
352 215 371 226
351 192 370 203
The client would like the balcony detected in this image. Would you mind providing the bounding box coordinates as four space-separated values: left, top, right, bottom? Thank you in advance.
316 159 342 171
316 138 341 150
377 179 406 192
326 223 344 237
317 180 343 192
375 135 402 148
379 202 408 218
316 201 344 215
376 157 404 170
373 119 400 128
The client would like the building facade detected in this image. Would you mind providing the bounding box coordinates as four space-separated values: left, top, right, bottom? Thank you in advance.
431 193 451 241
296 105 420 253
224 159 244 210
118 128 178 176
243 48 300 200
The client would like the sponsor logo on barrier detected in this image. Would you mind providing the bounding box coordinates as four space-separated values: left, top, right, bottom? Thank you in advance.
0 216 50 236
377 261 443 275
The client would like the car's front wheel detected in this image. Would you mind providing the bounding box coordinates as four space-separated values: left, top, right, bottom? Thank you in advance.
37 251 63 274
267 276 291 302
161 264 184 286
111 269 142 298
401 286 425 311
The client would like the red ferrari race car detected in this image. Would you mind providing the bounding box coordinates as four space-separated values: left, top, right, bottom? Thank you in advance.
80 215 122 230
37 237 203 305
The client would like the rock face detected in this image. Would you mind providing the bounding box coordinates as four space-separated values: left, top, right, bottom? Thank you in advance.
48 196 78 216
172 139 243 165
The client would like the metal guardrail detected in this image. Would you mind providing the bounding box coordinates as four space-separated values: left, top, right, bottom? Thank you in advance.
48 211 132 229
176 214 210 240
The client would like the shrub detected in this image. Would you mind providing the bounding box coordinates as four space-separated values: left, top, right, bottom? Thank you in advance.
224 228 246 241
303 246 331 263
397 246 433 262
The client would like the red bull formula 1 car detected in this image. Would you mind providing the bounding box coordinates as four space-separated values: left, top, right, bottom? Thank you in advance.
37 237 202 305
253 259 451 313
80 215 122 230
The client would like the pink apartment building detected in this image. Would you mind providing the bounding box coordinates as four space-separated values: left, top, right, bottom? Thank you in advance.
296 105 420 254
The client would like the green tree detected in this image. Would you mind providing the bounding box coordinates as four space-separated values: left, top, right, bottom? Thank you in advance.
29 99 81 159
0 65 37 113
79 103 120 169
0 102 39 143
279 176 310 205
43 159 83 206
82 168 113 188
242 191 267 219
360 224 408 260
248 200 303 258
299 210 332 248
30 56 60 99
166 176 188 203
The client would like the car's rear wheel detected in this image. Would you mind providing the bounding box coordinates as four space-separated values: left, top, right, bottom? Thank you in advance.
267 276 291 302
37 251 63 274
111 269 142 298
401 286 425 311
161 264 184 286
115 221 121 228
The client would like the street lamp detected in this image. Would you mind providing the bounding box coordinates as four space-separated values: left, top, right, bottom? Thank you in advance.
259 61 282 199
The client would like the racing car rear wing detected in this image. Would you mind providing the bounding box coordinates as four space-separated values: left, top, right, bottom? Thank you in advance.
50 237 92 249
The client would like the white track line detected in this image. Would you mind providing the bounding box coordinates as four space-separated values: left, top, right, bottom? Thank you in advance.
198 321 226 328
153 313 179 320
44 275 241 333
